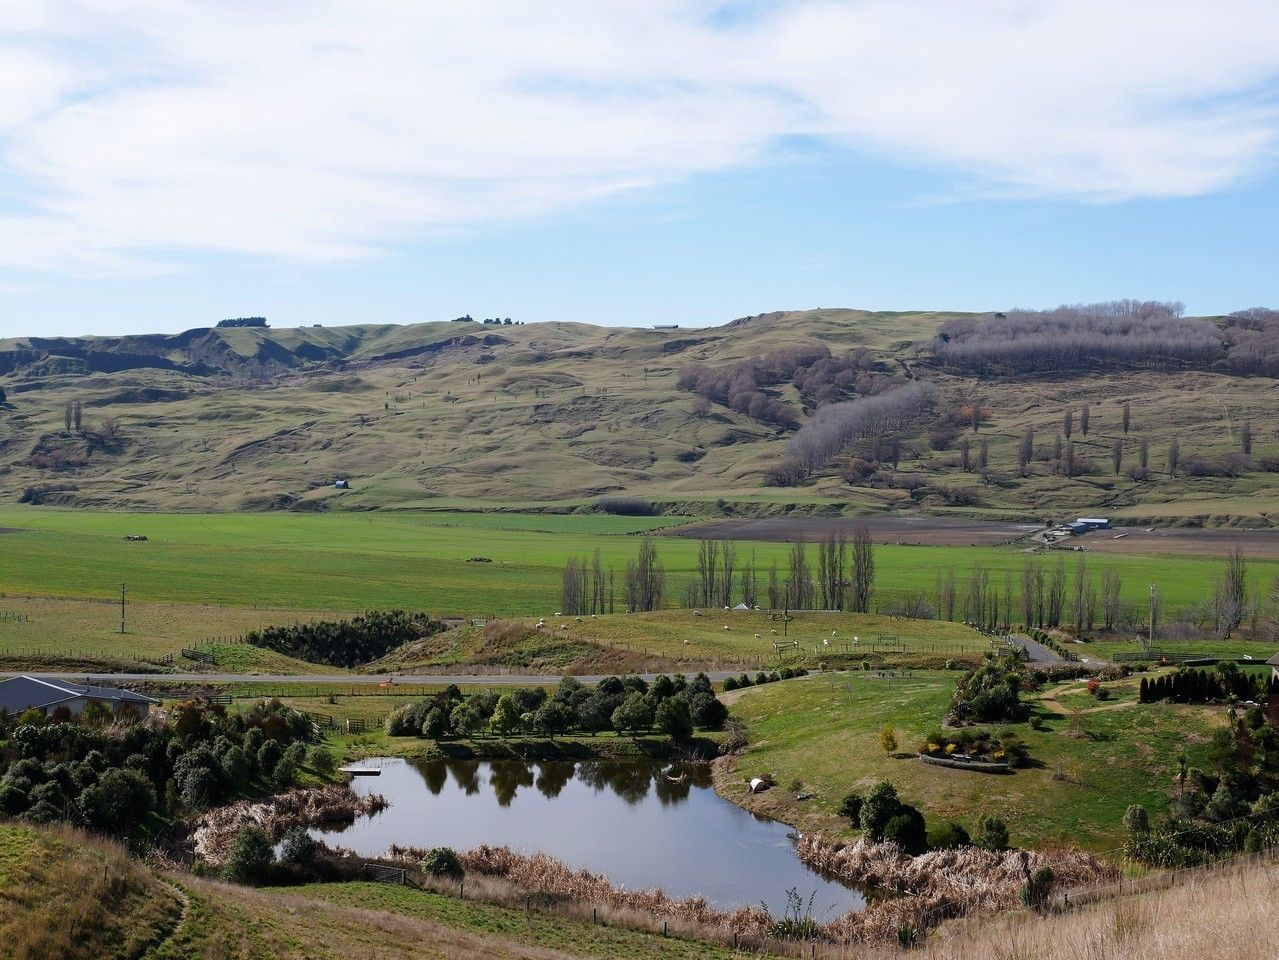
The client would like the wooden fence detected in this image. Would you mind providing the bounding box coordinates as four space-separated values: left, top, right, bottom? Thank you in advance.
1053 839 1279 909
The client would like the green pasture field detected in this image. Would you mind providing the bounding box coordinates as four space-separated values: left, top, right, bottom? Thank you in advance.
2 509 1271 623
720 669 1224 853
0 594 348 671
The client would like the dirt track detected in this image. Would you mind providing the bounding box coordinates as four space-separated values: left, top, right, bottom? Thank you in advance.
667 515 1043 547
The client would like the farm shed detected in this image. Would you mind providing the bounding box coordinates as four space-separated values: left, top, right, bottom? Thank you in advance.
334 479 350 489
0 676 158 718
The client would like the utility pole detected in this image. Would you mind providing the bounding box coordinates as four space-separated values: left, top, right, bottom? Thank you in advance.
1146 583 1157 651
120 582 127 635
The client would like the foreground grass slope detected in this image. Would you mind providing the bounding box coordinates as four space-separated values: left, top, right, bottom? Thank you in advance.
0 823 182 960
3 816 1276 960
0 822 734 960
720 670 1224 851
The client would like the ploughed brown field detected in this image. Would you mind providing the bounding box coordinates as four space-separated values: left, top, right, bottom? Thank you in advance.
667 515 1043 546
1077 525 1279 558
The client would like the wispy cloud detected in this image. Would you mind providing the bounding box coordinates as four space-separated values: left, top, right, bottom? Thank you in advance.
0 0 1277 274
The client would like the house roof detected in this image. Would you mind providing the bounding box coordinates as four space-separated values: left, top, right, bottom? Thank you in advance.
1267 653 1279 667
0 676 159 714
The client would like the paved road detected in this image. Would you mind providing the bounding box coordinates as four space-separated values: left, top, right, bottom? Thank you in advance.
0 670 742 686
1007 634 1065 664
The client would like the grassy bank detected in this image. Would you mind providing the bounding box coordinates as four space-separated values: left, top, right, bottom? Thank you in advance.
719 669 1224 852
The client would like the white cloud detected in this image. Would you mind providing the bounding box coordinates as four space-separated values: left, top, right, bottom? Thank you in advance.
0 0 1277 273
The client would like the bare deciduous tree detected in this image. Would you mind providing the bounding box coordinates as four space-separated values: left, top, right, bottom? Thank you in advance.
1167 439 1181 475
786 541 813 609
788 382 936 474
1102 568 1122 630
1122 401 1131 433
932 301 1214 374
1080 404 1090 436
623 538 665 612
1112 438 1123 475
1017 428 1033 478
850 525 874 613
1047 557 1067 628
718 540 737 608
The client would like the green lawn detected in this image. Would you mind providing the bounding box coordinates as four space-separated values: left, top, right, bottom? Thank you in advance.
1 508 1264 621
720 670 1224 853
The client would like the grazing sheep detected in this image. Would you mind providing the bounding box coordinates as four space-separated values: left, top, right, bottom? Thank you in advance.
754 633 761 639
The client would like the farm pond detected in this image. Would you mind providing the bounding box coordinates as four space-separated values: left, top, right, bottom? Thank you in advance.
315 757 865 916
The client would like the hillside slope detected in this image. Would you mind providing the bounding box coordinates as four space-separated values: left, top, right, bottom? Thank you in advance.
1 309 1276 523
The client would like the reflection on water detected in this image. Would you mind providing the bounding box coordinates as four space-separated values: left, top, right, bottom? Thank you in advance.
321 757 864 916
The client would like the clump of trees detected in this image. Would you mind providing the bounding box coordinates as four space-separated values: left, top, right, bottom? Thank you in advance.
1126 696 1279 866
385 673 729 740
784 382 937 477
678 345 896 429
932 301 1220 374
561 538 665 614
560 549 614 615
947 658 1030 725
837 781 929 854
1224 307 1279 376
722 667 807 691
1139 664 1271 704
216 317 269 328
246 611 445 668
0 698 316 837
595 496 657 516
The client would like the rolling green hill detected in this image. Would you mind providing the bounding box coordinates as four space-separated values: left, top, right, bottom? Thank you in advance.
2 309 1276 525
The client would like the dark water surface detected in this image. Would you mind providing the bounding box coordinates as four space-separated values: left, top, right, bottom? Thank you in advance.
319 757 865 916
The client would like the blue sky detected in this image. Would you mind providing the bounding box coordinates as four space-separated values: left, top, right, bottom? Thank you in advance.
1 2 1277 337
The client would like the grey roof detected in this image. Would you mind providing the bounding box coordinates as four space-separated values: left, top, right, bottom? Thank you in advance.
0 676 159 713
1267 653 1279 667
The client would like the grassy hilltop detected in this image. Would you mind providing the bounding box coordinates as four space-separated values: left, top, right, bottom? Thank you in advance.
2 308 1276 524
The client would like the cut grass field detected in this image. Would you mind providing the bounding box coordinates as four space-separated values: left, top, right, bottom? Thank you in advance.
0 594 350 673
3 508 1270 619
719 669 1224 853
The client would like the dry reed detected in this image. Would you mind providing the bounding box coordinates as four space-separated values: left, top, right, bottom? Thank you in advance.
193 784 386 866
